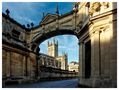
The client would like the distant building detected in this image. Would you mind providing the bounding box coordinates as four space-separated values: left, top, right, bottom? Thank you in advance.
47 39 68 70
68 61 79 72
38 53 61 69
56 54 68 70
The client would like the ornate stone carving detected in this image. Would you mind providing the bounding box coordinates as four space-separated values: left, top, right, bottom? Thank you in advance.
92 2 101 12
40 14 57 25
89 2 101 16
101 2 109 9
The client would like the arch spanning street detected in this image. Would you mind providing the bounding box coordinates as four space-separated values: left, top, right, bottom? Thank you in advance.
2 2 117 88
30 10 81 52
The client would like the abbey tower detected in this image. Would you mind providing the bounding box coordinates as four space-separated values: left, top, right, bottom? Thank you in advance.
47 39 68 70
47 39 58 57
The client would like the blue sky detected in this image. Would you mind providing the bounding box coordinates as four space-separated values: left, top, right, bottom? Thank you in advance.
2 2 74 26
2 2 79 63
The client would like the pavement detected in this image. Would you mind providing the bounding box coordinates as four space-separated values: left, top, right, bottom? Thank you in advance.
5 78 79 88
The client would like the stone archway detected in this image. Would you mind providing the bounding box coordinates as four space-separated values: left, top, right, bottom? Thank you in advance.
27 2 117 88
32 29 79 53
30 11 81 52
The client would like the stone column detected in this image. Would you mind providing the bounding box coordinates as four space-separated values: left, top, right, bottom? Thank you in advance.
93 31 100 78
22 56 26 78
36 55 39 78
37 56 41 79
29 52 37 79
6 51 11 78
100 30 106 77
79 41 85 78
27 57 30 78
104 29 110 78
91 33 95 77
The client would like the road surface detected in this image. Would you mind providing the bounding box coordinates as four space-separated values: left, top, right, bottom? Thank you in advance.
5 79 78 88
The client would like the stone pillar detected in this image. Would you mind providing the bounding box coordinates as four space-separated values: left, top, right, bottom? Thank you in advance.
36 55 39 78
27 57 31 78
109 17 117 87
29 52 37 79
37 56 41 79
91 33 95 77
93 31 100 78
2 50 6 77
22 56 26 78
104 29 110 78
6 51 11 78
79 41 85 78
100 30 105 77
25 56 28 77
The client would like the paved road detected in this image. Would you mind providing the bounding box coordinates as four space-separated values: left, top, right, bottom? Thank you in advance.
5 79 78 88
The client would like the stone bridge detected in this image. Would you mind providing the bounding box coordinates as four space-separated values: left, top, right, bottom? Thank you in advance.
30 9 88 52
2 2 117 87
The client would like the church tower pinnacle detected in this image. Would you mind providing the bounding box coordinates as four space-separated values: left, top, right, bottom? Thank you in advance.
56 2 59 15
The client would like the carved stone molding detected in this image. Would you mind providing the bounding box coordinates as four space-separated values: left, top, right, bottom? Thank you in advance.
91 25 109 37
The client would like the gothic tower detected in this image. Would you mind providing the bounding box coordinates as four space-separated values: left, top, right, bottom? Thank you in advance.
62 52 68 70
47 38 58 57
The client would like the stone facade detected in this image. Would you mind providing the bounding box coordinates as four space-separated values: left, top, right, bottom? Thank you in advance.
68 61 79 72
38 53 61 69
56 54 68 70
2 2 117 88
77 2 117 87
2 13 37 86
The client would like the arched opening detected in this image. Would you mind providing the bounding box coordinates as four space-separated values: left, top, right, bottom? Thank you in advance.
30 24 92 84
31 29 78 52
40 35 79 64
35 34 79 81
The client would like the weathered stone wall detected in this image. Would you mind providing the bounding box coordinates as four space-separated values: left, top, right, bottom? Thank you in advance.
39 66 78 81
2 45 37 85
2 13 37 85
2 46 27 79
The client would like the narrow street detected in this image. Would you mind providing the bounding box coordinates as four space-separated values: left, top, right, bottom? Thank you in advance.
5 79 78 88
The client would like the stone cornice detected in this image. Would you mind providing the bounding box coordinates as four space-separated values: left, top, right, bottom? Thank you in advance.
2 43 29 56
90 9 117 21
